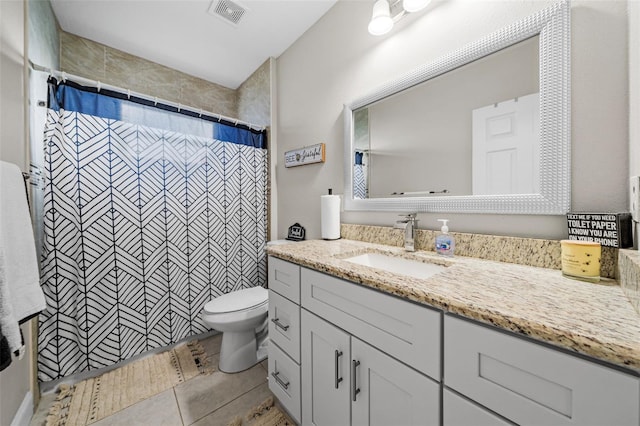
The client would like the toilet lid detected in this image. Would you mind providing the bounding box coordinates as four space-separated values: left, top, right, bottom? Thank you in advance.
203 287 268 314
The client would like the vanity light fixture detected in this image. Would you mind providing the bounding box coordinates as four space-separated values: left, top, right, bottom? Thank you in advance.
402 0 430 13
368 0 431 36
368 0 394 36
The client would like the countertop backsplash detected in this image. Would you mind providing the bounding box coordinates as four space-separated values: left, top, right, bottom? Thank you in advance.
340 223 617 279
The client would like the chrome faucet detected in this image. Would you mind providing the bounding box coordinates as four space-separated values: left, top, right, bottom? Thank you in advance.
394 213 418 252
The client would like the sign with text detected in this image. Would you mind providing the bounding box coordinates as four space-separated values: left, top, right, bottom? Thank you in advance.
566 213 632 248
284 143 326 168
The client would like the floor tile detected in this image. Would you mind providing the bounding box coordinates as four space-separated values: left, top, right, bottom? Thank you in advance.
189 382 273 426
260 360 268 372
199 333 222 357
90 388 183 426
174 364 268 425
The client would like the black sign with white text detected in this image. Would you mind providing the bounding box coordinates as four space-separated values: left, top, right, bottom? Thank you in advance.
566 212 632 248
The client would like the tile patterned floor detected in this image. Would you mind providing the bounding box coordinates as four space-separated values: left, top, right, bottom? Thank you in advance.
30 334 274 426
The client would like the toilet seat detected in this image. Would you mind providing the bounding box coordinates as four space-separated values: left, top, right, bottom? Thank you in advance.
204 286 268 314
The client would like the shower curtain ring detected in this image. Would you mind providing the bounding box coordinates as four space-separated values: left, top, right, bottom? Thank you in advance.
127 89 131 99
177 103 181 112
154 97 158 106
97 81 101 92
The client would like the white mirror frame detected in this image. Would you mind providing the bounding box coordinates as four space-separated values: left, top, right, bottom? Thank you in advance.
343 0 570 214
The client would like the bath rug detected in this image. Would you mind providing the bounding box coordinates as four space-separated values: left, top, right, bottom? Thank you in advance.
228 397 296 426
45 340 212 426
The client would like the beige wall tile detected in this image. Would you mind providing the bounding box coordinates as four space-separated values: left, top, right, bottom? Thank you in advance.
60 31 243 119
238 59 271 127
60 32 105 81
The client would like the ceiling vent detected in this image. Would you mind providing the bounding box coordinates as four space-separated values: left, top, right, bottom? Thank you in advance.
208 0 248 27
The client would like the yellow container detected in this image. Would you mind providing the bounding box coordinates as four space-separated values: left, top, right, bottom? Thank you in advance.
560 240 601 283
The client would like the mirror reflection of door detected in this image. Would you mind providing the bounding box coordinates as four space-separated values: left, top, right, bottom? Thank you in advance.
472 92 539 195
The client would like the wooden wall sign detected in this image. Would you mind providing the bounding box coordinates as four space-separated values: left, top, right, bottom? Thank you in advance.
284 143 325 168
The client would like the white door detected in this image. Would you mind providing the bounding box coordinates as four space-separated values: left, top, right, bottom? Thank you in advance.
301 310 351 426
472 93 539 195
351 337 440 426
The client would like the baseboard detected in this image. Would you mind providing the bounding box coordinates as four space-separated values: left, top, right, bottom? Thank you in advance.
10 391 33 426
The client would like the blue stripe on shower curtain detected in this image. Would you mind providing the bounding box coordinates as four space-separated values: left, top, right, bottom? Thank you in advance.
47 77 267 149
38 80 267 381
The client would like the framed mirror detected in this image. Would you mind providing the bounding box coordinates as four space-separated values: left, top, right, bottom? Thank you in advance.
343 0 570 214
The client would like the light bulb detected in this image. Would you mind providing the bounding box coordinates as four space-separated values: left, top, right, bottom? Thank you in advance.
402 0 430 13
368 0 394 35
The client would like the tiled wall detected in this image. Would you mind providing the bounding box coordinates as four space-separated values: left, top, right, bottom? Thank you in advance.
60 31 238 118
238 59 271 127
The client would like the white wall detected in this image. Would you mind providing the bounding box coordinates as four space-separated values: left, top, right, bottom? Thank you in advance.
276 0 629 240
0 1 33 424
630 0 640 247
1 0 27 168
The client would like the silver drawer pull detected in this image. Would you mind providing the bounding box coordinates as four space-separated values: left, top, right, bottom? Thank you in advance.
271 317 290 331
352 360 361 401
335 350 343 389
271 371 290 390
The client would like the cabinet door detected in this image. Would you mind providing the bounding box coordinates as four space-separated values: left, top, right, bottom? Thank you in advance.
302 310 351 426
351 337 440 426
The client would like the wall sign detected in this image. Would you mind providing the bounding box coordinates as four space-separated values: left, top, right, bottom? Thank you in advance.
566 212 632 248
284 143 325 168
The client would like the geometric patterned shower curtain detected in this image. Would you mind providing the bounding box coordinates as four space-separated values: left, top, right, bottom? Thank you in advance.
38 109 267 381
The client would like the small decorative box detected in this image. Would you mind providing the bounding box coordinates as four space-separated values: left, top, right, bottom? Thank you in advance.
566 212 632 248
286 223 306 241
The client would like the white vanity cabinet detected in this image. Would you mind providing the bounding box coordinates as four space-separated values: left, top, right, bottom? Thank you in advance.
444 315 640 426
300 267 441 426
268 255 640 426
267 257 302 423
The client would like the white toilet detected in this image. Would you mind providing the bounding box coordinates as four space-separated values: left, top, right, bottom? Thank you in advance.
202 286 269 373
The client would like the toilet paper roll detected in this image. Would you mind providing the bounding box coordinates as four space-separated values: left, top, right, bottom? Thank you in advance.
321 195 341 240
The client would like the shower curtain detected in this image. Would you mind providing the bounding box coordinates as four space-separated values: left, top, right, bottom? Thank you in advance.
354 151 368 199
37 78 267 381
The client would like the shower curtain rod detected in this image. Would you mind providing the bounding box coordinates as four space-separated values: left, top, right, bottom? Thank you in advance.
29 61 266 132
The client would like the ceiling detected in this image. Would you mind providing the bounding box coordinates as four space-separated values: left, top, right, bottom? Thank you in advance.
50 0 339 89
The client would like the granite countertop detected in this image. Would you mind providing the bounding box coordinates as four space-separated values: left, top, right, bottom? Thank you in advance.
266 239 640 374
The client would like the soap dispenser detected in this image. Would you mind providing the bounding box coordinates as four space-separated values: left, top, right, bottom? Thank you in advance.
436 219 455 257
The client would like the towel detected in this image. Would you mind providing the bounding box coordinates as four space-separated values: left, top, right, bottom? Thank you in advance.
0 325 11 371
0 161 46 353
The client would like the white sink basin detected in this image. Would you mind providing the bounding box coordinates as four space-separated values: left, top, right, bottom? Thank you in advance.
344 252 446 280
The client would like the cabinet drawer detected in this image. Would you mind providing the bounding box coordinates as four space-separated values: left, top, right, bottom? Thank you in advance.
443 389 512 426
268 343 301 424
269 290 300 363
268 256 300 303
301 267 441 380
444 315 640 426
